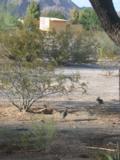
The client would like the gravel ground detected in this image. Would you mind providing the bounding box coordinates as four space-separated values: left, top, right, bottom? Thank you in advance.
0 66 119 160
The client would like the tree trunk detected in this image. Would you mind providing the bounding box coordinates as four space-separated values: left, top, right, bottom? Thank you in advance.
89 0 120 45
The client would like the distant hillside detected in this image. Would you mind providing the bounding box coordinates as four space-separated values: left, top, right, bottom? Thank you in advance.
0 0 79 17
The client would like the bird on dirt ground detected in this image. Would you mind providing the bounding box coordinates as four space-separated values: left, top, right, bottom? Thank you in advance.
43 104 53 114
62 108 68 119
96 97 104 105
43 104 48 108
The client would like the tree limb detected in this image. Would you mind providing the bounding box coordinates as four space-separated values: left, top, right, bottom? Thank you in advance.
89 0 120 45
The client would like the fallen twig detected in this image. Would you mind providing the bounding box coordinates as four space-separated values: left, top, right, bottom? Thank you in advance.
60 118 97 122
86 146 115 152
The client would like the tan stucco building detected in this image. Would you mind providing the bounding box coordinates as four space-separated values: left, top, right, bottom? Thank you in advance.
39 17 83 33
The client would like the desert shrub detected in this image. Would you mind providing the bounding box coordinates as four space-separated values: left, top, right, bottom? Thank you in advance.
20 121 56 150
0 27 98 65
79 8 101 31
70 31 97 63
98 152 120 160
1 62 85 112
70 8 80 24
0 28 71 64
0 121 56 151
26 1 40 19
43 30 72 65
97 144 120 160
0 28 45 62
94 31 120 62
43 30 97 64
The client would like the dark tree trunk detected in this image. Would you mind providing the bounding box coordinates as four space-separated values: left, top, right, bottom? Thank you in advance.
89 0 120 46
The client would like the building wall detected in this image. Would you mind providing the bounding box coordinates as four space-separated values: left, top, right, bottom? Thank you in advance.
39 17 83 34
50 21 68 32
70 24 83 34
39 17 50 31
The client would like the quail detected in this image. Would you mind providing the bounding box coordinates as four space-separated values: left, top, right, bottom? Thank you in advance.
96 97 104 104
62 108 68 119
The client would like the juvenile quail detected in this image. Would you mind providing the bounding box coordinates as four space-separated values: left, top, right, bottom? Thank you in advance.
62 108 68 119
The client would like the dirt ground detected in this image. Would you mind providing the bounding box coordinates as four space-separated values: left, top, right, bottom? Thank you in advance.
0 67 119 160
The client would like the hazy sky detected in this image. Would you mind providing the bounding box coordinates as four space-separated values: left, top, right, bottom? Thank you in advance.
72 0 120 11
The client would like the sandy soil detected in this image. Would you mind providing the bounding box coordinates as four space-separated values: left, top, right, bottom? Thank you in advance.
0 67 119 160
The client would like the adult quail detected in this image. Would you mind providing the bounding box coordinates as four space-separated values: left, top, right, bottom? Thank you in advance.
96 97 104 104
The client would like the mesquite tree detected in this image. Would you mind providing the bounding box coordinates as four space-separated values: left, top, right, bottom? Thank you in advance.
1 63 86 112
89 0 120 45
